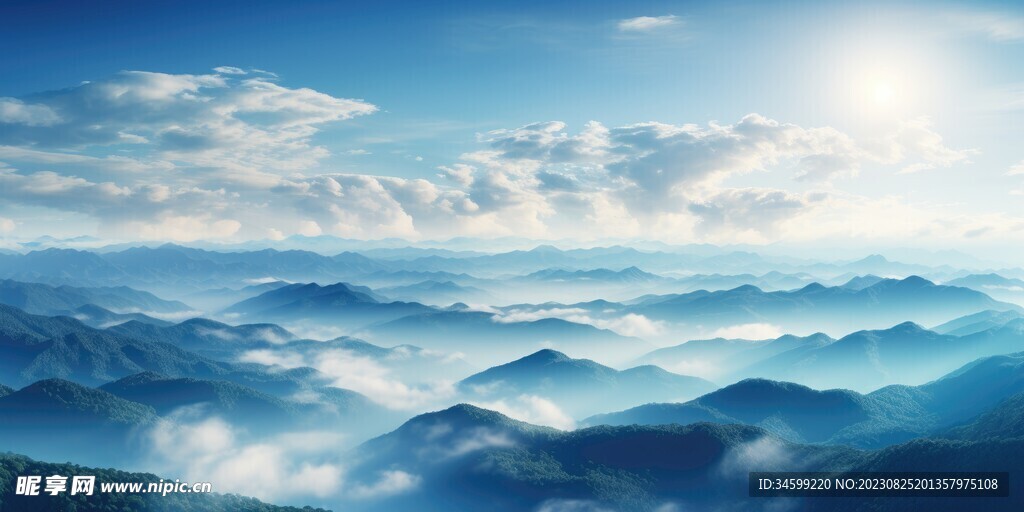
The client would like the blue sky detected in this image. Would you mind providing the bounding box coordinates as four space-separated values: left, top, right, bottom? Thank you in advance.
1 0 1024 250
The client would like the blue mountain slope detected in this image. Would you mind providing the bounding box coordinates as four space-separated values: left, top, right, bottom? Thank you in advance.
363 310 652 365
344 402 1024 512
587 350 1024 449
0 378 156 465
223 281 433 329
932 309 1024 336
628 276 1019 335
736 320 1024 390
0 279 192 315
108 317 296 358
459 349 716 417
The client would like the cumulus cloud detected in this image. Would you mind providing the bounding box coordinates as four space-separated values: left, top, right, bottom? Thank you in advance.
0 68 993 245
689 188 825 242
883 117 976 173
617 15 680 32
0 98 61 126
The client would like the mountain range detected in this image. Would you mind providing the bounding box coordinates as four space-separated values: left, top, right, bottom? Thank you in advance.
625 276 1020 336
587 350 1024 449
458 349 716 418
359 309 651 366
341 401 1024 512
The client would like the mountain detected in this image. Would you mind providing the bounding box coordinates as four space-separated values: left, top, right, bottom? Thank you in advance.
739 320 1024 391
0 248 126 284
0 279 192 316
224 282 383 312
100 371 299 426
636 332 834 380
0 452 331 512
181 279 291 311
944 391 1024 441
671 272 819 293
263 336 477 385
108 317 297 359
0 304 330 397
377 280 495 306
223 282 433 329
360 310 651 366
99 371 393 437
0 304 228 387
64 303 173 328
627 276 1019 337
517 266 664 284
589 351 1024 449
459 349 716 418
0 379 156 464
838 274 885 290
345 404 854 512
932 309 1024 336
945 273 1024 304
0 244 390 293
585 378 909 447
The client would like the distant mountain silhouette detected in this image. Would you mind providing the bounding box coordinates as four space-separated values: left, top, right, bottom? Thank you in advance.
945 273 1024 303
223 281 434 329
362 310 651 366
100 371 392 436
627 276 1019 335
108 317 296 359
932 309 1024 336
0 278 191 316
459 349 715 417
740 320 1024 390
378 279 495 306
589 351 1024 449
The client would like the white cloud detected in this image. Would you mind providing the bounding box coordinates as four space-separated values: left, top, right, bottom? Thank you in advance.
0 70 375 182
348 470 420 500
147 415 344 502
1008 160 1024 176
617 15 680 32
0 66 1003 246
494 308 664 339
213 66 247 75
884 117 976 173
239 347 457 411
0 98 61 126
710 323 783 340
948 11 1024 42
471 395 575 430
596 313 666 338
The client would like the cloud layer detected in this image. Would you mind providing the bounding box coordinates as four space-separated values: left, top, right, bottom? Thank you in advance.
0 67 1007 245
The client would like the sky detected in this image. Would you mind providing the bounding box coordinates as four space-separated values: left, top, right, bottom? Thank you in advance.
1 0 1024 251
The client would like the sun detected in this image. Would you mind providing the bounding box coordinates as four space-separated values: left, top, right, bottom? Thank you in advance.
872 81 895 105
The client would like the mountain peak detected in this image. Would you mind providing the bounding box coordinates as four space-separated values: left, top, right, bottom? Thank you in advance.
521 348 572 364
530 244 561 253
898 275 933 287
